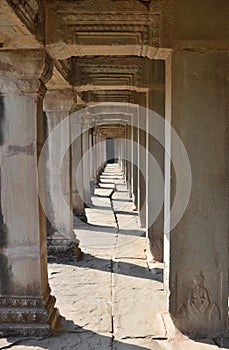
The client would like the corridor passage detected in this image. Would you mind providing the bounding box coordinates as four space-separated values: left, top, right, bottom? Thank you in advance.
0 165 226 349
48 163 167 349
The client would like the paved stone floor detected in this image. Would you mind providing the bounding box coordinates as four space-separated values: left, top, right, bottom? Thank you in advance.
1 164 229 349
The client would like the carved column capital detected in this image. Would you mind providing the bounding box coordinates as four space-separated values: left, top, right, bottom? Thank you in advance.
0 49 53 96
43 88 74 113
0 78 46 96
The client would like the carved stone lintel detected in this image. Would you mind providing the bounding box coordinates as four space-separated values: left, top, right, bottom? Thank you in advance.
0 285 59 337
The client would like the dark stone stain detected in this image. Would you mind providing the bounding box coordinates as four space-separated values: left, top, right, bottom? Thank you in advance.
0 255 13 294
0 171 13 294
7 143 35 157
0 213 7 248
0 95 7 146
43 112 48 142
0 171 7 248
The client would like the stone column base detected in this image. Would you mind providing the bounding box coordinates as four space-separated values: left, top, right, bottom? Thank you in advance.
84 198 93 208
47 234 83 262
73 210 88 224
0 285 59 337
145 236 164 264
90 180 95 195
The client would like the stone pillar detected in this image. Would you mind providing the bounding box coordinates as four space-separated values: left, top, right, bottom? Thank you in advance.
95 132 101 182
96 133 106 176
123 125 127 180
166 50 228 338
147 61 166 263
0 50 59 336
130 115 134 197
114 137 119 163
71 117 87 223
126 124 132 197
88 127 95 194
132 108 139 210
93 129 99 185
136 94 147 228
82 122 92 207
120 137 125 172
43 90 82 261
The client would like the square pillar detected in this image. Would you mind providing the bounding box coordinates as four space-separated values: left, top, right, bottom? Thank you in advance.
126 123 132 198
147 78 165 263
166 50 228 338
43 90 82 261
71 116 87 223
0 50 59 336
132 115 139 211
82 123 93 207
136 93 147 228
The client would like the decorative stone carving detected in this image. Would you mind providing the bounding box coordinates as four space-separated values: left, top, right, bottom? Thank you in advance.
177 272 221 321
0 50 53 96
0 285 59 337
47 2 160 49
73 57 142 90
97 125 125 139
6 0 44 42
80 90 135 104
0 78 44 95
47 236 82 262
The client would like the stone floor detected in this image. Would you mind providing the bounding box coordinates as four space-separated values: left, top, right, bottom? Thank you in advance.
0 164 229 349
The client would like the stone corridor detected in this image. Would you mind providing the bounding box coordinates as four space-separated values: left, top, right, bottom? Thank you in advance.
0 165 229 350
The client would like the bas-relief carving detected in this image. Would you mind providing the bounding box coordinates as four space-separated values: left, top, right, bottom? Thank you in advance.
177 271 221 321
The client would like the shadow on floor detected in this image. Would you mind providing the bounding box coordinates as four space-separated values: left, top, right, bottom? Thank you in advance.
4 316 227 350
111 198 133 203
74 221 146 238
50 253 163 283
115 210 138 216
3 316 152 350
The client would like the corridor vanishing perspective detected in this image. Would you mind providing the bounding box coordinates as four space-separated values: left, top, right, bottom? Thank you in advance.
0 0 228 349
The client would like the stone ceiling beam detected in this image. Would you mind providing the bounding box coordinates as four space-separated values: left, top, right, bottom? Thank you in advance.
46 44 171 61
75 84 164 93
44 0 173 60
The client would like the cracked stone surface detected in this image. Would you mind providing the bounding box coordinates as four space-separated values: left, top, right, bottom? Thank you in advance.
0 164 227 350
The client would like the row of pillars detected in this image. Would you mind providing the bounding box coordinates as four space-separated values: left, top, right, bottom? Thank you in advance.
0 49 227 339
